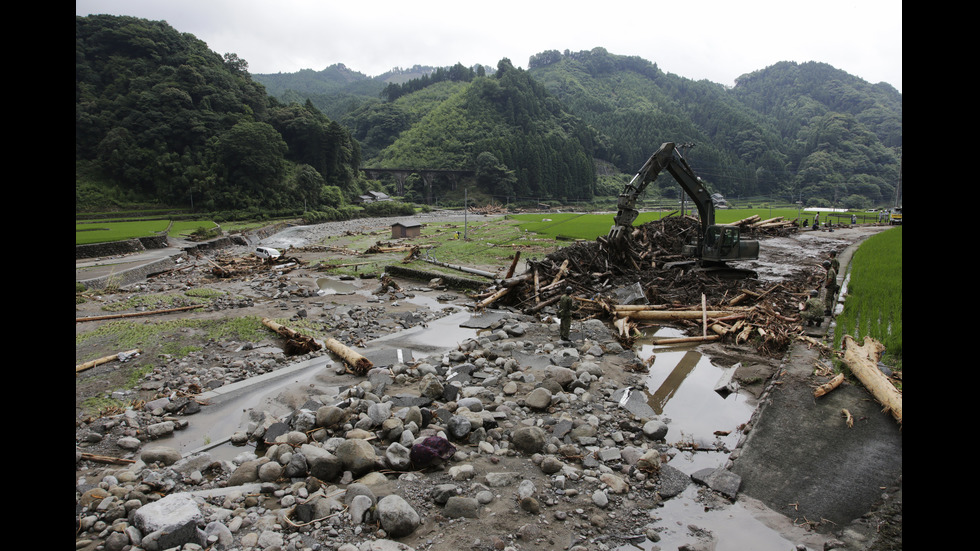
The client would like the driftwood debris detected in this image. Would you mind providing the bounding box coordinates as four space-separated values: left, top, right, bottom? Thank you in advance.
261 318 323 355
842 335 902 424
79 453 136 465
814 373 845 397
76 349 142 373
209 253 302 278
76 304 205 323
324 337 373 375
471 216 821 353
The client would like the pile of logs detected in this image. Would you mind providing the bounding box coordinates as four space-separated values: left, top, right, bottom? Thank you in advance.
207 252 302 279
474 216 821 354
729 214 800 237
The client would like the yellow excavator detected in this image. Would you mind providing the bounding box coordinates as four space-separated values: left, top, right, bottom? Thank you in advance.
607 142 759 269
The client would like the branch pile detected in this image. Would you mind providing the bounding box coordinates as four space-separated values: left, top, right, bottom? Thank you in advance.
475 216 820 354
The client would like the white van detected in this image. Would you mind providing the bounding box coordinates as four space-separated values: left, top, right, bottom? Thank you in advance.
255 246 282 259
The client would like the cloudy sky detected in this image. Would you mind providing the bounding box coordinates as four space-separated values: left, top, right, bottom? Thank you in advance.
76 0 902 92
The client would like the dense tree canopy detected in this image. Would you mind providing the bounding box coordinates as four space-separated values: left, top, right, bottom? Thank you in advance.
76 14 365 213
78 15 901 213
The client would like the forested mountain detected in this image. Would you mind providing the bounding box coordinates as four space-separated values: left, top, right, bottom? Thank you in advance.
254 64 463 122
76 15 902 214
262 48 901 208
346 58 599 202
524 48 901 207
76 15 368 214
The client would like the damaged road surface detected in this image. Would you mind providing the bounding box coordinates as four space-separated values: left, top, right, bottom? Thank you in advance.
75 214 900 551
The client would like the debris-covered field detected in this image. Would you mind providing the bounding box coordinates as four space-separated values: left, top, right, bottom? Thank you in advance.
473 216 825 356
75 213 899 551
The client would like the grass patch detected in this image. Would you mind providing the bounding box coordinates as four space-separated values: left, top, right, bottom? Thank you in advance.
99 289 223 313
834 226 902 370
507 208 808 241
75 316 273 365
75 219 172 245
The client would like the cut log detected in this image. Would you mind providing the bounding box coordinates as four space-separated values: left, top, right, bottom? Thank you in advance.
324 337 373 375
76 349 142 373
476 286 511 309
841 335 901 424
550 259 569 286
621 310 735 321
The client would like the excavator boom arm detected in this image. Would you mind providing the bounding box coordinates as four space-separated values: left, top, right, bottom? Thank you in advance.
609 142 714 238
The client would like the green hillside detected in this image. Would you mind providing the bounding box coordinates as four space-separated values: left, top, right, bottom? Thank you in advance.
77 15 901 216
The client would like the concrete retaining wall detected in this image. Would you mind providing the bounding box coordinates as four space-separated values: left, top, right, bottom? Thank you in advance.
75 235 169 260
77 255 183 291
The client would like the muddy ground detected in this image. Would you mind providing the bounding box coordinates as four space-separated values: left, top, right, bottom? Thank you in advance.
75 214 900 551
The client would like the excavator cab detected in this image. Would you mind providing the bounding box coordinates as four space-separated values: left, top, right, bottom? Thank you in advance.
695 225 760 263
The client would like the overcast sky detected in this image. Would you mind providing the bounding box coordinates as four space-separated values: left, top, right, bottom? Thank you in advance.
76 0 902 92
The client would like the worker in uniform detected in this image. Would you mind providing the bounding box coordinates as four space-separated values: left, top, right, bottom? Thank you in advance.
823 260 838 316
801 289 823 326
558 286 574 341
828 251 840 274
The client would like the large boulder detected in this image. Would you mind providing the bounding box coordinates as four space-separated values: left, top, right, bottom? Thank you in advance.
377 495 420 537
133 493 204 550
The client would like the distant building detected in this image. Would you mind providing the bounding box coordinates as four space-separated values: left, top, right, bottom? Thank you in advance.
357 191 391 204
391 221 422 239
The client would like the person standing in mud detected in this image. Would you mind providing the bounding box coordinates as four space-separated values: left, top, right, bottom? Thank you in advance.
828 250 840 274
558 286 575 341
823 260 838 315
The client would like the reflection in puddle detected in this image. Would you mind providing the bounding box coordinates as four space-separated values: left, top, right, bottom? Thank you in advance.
614 327 808 551
636 326 757 452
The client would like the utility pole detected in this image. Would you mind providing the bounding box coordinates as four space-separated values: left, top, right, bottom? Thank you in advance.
893 156 902 208
677 143 695 216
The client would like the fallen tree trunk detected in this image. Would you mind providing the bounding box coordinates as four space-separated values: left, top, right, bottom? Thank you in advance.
842 335 901 424
262 318 323 355
324 337 373 375
76 349 142 373
76 304 205 323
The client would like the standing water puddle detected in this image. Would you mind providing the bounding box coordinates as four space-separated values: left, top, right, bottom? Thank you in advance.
155 309 478 461
613 326 819 550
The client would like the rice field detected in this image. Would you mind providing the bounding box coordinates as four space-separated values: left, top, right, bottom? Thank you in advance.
834 226 902 367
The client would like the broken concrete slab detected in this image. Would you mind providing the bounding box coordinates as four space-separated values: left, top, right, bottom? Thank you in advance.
612 387 657 419
459 311 508 329
714 362 740 398
691 467 742 499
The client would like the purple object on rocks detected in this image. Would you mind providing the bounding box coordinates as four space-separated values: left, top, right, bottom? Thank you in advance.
410 436 456 467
